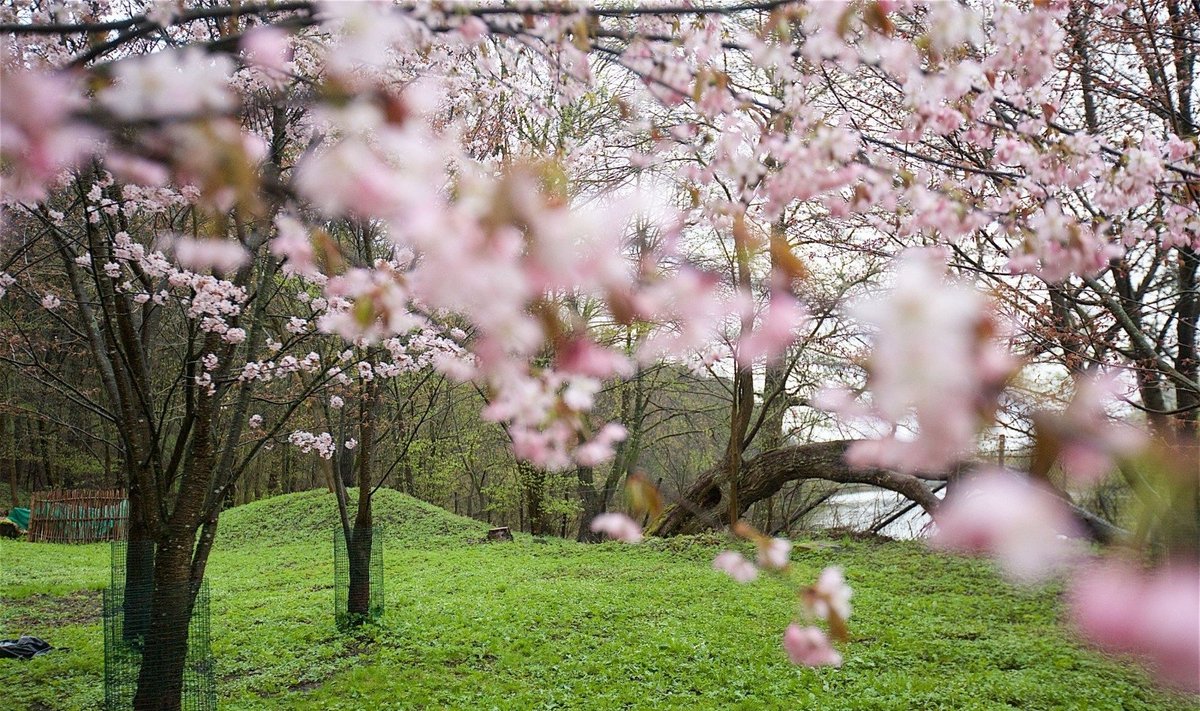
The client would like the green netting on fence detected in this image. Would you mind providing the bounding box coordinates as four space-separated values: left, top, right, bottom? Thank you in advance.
334 527 384 630
29 489 127 542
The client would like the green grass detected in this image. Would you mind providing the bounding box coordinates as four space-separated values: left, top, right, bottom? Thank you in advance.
1 489 1194 710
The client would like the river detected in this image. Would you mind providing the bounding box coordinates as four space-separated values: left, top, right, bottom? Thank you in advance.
805 486 946 540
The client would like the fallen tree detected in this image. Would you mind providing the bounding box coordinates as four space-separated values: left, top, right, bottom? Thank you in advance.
646 441 944 537
646 439 1126 543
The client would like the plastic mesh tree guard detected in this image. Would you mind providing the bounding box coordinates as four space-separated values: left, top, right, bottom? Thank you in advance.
334 526 384 629
111 541 155 643
104 543 216 711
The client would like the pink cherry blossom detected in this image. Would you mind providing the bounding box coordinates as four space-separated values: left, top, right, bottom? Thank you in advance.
288 430 336 460
104 152 171 188
757 537 792 570
241 26 292 75
146 0 180 27
1052 372 1147 485
1009 200 1123 282
1069 560 1200 693
782 624 842 668
589 513 643 544
806 567 852 623
555 338 633 379
0 67 94 201
574 423 629 467
270 215 317 277
713 551 758 583
173 238 249 274
101 48 236 120
823 249 1016 475
930 468 1083 583
736 292 808 365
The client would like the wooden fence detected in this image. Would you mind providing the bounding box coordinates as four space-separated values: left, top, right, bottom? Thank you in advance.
27 488 128 543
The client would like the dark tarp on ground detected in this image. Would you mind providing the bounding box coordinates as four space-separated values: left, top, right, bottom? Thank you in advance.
0 636 52 660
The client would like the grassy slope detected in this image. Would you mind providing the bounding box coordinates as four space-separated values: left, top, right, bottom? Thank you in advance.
0 489 1194 710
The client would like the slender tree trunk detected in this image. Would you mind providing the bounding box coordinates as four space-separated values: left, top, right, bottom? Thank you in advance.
39 420 53 490
3 414 16 509
402 459 415 495
520 461 549 535
6 465 16 510
575 464 602 541
345 526 374 620
1175 247 1199 434
122 476 155 642
131 535 197 711
725 213 756 526
345 376 378 624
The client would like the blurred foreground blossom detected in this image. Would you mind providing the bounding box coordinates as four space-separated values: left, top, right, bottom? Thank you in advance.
1069 560 1200 694
1040 372 1148 485
757 537 792 570
805 567 852 623
174 237 250 273
589 513 643 543
712 551 758 583
819 249 1016 476
783 624 842 668
100 48 236 120
0 67 94 201
929 468 1083 583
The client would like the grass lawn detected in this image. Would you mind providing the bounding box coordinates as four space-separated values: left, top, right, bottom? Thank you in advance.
1 489 1195 710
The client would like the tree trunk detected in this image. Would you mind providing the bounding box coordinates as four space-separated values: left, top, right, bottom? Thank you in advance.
575 464 603 542
345 376 378 625
2 413 16 509
725 212 756 526
646 440 942 536
37 419 52 491
6 465 16 510
1175 247 1199 435
346 527 373 620
122 479 156 642
130 534 197 711
520 461 549 535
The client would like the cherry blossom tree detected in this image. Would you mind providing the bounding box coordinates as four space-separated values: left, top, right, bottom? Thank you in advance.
2 0 1197 706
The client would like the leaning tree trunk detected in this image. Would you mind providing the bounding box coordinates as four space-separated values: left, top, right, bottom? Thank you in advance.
646 440 943 537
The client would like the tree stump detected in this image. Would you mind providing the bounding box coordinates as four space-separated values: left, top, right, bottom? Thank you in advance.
0 519 21 539
486 527 513 542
